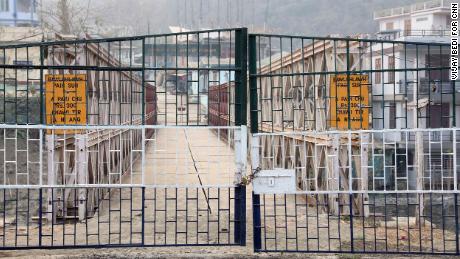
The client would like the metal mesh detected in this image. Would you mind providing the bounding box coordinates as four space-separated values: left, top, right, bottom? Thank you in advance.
0 125 244 188
249 35 453 132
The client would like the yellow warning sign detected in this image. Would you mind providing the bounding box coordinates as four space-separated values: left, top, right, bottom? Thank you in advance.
329 74 369 130
45 74 87 134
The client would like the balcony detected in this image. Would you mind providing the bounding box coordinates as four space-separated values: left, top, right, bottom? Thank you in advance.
374 0 453 19
376 30 450 41
398 78 457 94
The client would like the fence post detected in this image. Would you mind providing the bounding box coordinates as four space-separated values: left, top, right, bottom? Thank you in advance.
234 27 248 127
234 185 246 245
455 193 459 255
252 192 262 251
349 193 354 253
38 188 43 247
141 186 145 246
234 27 248 245
248 33 262 251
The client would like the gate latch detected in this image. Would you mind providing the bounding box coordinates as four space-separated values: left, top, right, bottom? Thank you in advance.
253 169 296 194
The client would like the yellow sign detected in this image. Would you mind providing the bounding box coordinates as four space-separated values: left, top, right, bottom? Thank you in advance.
330 74 369 129
45 74 87 134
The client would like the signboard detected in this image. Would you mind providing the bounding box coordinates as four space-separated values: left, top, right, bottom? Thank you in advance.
45 74 87 134
329 74 369 130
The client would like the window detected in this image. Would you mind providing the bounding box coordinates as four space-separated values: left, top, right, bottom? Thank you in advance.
426 54 450 81
429 103 449 128
375 58 382 84
389 103 396 128
416 17 428 22
0 0 9 12
0 55 4 65
17 0 31 12
404 19 411 36
388 56 395 83
385 22 394 31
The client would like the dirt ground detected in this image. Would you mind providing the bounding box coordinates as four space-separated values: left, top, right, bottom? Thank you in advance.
0 247 458 258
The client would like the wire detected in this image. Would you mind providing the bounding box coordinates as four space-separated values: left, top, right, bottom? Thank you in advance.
1 31 44 43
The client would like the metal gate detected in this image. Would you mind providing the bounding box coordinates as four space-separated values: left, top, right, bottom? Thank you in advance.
248 33 459 255
0 28 248 248
2 27 459 254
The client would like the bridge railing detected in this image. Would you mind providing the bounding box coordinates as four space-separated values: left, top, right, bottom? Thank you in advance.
0 124 245 189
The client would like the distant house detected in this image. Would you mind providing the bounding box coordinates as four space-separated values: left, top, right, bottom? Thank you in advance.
372 0 453 131
371 0 455 190
0 0 39 27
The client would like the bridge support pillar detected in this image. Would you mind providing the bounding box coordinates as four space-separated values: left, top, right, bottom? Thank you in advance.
46 134 57 224
76 134 88 221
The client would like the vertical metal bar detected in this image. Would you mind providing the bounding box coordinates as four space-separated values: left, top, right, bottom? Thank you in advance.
1 48 5 123
455 193 459 255
235 28 248 126
142 38 146 125
40 45 44 124
234 28 248 245
141 186 145 246
252 192 262 251
235 185 246 245
15 189 18 247
349 193 354 253
38 188 42 247
346 40 351 130
249 34 258 134
2 190 4 247
85 188 89 245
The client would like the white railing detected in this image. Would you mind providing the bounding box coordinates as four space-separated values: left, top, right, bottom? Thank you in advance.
252 128 460 194
374 0 452 19
376 30 450 40
0 124 246 189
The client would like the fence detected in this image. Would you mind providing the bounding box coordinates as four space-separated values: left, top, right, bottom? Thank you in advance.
0 28 248 249
0 124 247 248
250 128 460 254
0 27 458 254
248 33 458 254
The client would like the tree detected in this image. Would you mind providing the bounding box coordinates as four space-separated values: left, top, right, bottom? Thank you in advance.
38 0 102 36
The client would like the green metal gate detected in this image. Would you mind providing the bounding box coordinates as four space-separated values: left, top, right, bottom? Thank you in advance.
248 33 459 255
0 28 248 249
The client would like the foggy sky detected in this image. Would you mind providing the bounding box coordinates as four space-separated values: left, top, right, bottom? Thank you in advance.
43 0 429 37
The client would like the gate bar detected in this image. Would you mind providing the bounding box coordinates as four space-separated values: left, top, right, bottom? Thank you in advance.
234 27 248 246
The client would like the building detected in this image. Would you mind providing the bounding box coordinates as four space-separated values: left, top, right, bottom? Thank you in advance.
371 0 455 189
372 0 453 131
374 0 452 42
0 0 39 27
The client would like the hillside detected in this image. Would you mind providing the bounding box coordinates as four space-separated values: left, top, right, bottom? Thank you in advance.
93 0 429 37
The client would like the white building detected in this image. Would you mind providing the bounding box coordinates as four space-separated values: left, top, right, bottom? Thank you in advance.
370 0 456 189
374 0 452 42
0 0 39 27
372 0 454 131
